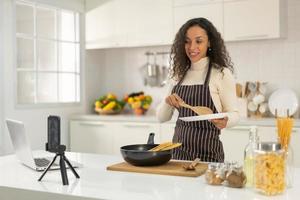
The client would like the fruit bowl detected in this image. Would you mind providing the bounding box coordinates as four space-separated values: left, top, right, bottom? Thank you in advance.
95 107 122 115
94 93 125 115
125 92 152 116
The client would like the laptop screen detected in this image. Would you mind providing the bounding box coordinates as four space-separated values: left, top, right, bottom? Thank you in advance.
6 119 36 168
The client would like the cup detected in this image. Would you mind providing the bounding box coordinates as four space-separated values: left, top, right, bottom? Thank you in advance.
248 101 258 112
252 94 265 105
259 103 268 114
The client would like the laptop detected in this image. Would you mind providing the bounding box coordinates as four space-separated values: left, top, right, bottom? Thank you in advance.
6 119 80 171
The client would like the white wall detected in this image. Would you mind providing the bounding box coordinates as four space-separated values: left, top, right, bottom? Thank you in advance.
0 1 5 154
0 0 86 155
85 0 300 116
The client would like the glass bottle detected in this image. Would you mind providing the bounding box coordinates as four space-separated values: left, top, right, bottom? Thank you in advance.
243 126 259 187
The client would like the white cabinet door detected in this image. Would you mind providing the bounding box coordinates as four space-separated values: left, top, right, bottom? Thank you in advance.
86 1 116 49
160 122 176 142
127 0 173 46
173 0 224 36
70 121 114 154
224 0 286 41
86 0 173 49
112 122 160 154
220 126 252 163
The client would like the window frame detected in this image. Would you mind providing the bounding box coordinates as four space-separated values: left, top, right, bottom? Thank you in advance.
14 0 83 108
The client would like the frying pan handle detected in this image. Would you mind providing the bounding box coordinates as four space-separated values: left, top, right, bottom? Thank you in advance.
147 133 155 144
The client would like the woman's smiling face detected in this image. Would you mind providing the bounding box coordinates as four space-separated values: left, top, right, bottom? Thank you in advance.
185 25 210 63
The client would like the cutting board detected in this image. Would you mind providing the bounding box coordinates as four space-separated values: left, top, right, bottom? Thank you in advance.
107 160 208 177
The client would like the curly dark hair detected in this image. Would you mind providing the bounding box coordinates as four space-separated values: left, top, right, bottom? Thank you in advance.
170 18 233 81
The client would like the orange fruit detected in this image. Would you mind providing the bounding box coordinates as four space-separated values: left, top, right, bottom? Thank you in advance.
134 108 144 115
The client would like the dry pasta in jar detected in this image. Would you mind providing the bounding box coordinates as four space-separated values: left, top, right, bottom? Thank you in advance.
254 142 285 195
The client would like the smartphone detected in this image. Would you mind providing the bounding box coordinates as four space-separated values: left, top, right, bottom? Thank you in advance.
47 115 61 152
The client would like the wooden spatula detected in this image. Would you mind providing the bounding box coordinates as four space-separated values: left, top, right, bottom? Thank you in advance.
148 142 173 152
148 142 182 152
173 94 213 115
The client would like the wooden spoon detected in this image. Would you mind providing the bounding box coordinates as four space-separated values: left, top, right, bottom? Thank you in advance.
183 158 201 170
173 94 213 115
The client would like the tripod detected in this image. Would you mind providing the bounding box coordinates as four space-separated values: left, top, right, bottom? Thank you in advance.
38 144 80 185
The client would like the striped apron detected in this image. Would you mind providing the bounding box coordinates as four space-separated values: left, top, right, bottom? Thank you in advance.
171 64 224 162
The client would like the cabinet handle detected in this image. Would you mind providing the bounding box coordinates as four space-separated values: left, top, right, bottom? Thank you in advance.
235 34 269 40
174 0 222 7
227 126 254 131
79 122 106 126
123 124 151 128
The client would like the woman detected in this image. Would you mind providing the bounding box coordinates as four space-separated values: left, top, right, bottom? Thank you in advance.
156 18 239 162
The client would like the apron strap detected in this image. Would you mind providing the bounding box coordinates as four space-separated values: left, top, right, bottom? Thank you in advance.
204 61 212 86
176 67 189 86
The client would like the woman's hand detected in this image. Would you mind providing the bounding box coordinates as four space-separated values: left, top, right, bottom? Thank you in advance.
210 117 228 129
165 93 183 109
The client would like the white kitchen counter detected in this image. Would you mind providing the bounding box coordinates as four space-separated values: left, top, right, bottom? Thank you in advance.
0 151 299 200
71 114 300 127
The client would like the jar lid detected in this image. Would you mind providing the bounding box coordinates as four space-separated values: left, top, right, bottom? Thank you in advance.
257 142 281 151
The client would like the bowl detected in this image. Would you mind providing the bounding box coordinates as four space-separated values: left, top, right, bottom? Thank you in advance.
95 107 122 115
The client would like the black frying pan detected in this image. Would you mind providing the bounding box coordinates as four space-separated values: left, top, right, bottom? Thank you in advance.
120 133 172 166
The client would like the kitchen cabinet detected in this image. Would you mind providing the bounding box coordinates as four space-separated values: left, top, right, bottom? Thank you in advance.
112 122 160 154
86 0 173 49
70 120 115 154
223 0 287 41
173 0 224 35
220 125 252 163
70 120 160 155
85 0 116 49
86 0 287 49
70 117 300 167
160 122 176 142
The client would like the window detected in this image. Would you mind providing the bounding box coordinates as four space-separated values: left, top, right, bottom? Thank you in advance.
16 1 80 104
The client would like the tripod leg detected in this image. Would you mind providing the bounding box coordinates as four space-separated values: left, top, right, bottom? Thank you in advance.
60 155 69 185
38 154 58 181
63 155 80 178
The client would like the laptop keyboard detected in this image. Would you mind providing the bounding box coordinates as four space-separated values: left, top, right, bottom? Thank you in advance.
34 158 58 167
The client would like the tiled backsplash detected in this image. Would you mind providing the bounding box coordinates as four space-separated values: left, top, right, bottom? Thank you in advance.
85 0 300 117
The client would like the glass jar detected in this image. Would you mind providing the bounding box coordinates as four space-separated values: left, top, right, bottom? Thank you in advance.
285 146 294 188
254 142 286 196
205 163 225 185
226 163 247 188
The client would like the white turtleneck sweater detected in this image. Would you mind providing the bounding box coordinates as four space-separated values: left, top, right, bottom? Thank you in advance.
156 57 239 128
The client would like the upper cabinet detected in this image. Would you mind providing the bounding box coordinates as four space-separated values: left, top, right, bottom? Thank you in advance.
173 0 224 36
223 0 287 41
86 0 173 49
86 0 287 49
86 0 116 49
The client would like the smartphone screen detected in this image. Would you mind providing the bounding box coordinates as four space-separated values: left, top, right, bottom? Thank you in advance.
48 116 60 151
